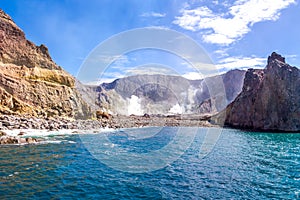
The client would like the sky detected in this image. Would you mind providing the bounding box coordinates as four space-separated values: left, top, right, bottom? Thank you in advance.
0 0 299 83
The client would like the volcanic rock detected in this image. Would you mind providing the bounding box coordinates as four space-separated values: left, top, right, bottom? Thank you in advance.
96 110 110 119
214 52 300 132
0 9 91 118
0 130 6 136
90 70 245 115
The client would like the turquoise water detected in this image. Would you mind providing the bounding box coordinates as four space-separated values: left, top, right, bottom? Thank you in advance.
0 127 299 199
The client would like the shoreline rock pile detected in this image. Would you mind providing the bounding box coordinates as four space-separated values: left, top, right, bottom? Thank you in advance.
0 115 103 131
0 130 39 145
0 115 104 145
0 113 214 144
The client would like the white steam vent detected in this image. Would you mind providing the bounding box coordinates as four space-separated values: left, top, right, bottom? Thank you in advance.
168 104 184 114
127 95 143 115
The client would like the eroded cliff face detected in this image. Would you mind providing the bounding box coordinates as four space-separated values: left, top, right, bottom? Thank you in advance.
0 9 91 118
219 52 300 132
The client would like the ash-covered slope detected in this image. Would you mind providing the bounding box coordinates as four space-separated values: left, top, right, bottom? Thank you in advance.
0 9 91 118
93 69 245 115
217 52 300 132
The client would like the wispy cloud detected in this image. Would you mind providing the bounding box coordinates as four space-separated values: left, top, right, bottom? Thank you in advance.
216 56 266 70
109 55 130 68
286 54 298 59
214 49 230 58
173 0 296 45
182 72 204 80
140 12 166 18
85 71 125 85
125 64 179 76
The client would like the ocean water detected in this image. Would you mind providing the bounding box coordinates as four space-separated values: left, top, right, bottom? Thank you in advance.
0 127 299 199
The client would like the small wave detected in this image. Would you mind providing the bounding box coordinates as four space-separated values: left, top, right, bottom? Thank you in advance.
2 127 116 138
38 140 77 144
39 140 63 144
1 128 117 146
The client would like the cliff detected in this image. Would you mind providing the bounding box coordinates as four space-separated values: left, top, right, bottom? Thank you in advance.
0 9 91 118
216 52 300 132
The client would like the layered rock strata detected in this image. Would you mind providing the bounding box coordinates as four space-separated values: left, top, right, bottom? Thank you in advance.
0 9 91 118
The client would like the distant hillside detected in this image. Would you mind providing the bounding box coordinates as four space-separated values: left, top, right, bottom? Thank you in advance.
84 69 246 115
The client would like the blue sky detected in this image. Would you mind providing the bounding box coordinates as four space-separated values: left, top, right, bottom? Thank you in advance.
0 0 299 83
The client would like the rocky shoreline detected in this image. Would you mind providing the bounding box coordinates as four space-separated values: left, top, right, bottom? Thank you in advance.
0 115 103 131
0 114 214 145
105 114 214 129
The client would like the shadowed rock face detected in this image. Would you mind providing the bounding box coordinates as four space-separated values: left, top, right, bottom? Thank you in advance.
92 70 246 115
221 52 300 132
0 9 91 118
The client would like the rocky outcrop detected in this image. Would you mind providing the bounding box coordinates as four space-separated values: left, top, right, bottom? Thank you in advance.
216 52 300 132
0 10 59 70
0 9 91 118
0 135 39 145
91 70 245 115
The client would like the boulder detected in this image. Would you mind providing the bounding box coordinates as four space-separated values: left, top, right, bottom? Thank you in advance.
96 110 110 119
26 137 37 144
18 131 26 136
0 130 7 136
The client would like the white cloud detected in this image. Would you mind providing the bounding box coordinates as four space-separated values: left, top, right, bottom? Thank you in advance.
173 0 296 45
212 0 219 5
182 72 204 80
214 49 230 57
286 54 298 59
109 55 130 68
84 73 125 85
140 12 166 18
90 54 129 65
84 79 115 85
125 64 179 76
216 56 266 70
145 26 169 30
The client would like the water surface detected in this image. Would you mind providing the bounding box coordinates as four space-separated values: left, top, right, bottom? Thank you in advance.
0 127 299 199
